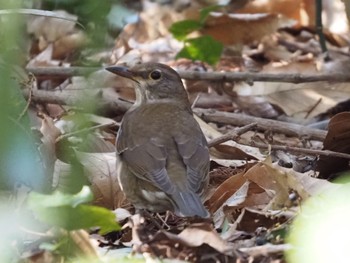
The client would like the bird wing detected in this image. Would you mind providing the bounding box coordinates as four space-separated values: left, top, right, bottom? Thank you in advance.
116 108 209 196
175 127 210 193
117 134 176 195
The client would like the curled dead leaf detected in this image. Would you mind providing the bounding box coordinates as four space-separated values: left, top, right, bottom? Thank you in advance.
317 112 350 179
202 13 296 46
75 151 126 209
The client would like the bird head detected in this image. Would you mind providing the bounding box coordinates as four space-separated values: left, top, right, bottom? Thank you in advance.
106 63 189 105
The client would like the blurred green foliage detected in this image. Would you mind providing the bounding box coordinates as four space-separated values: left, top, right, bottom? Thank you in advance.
28 186 120 234
170 20 202 41
41 0 112 48
286 183 350 263
170 5 223 65
0 2 46 192
0 1 122 261
176 36 223 65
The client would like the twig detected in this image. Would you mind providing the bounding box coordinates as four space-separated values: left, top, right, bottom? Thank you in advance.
277 38 320 56
26 67 100 77
21 89 132 113
191 93 201 109
240 140 350 159
27 67 350 83
55 122 117 143
194 109 327 141
305 97 322 119
23 88 327 142
0 9 85 29
208 123 257 147
315 0 330 61
239 244 292 256
17 73 35 121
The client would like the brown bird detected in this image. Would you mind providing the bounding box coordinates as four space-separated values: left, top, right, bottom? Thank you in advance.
106 63 210 218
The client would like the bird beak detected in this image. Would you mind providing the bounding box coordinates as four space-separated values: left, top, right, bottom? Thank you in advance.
105 66 139 83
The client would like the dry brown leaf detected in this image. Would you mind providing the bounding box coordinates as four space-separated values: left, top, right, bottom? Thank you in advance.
74 151 126 209
213 182 271 228
235 95 281 118
235 62 319 96
27 44 60 67
201 12 296 46
211 144 259 160
235 0 311 25
53 30 86 59
234 62 350 120
177 223 235 256
27 10 85 58
129 215 237 262
39 114 62 189
230 208 287 233
209 167 271 228
27 10 77 42
195 115 265 165
317 112 350 179
244 161 307 209
207 170 247 213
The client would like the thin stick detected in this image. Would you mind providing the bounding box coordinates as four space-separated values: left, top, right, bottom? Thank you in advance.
18 73 35 121
208 123 257 147
27 67 350 83
305 97 322 119
195 109 327 141
21 89 132 113
315 0 330 60
55 122 117 143
240 140 350 160
191 93 201 109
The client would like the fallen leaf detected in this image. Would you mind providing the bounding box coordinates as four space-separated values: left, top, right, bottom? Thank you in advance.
75 151 126 209
178 223 235 255
202 12 296 46
317 112 350 179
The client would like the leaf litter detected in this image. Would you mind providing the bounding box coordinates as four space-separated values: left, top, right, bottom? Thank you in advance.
7 0 350 262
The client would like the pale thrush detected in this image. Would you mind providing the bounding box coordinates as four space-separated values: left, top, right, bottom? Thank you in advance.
106 63 210 218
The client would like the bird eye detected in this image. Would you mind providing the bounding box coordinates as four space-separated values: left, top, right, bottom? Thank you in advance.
149 70 162 80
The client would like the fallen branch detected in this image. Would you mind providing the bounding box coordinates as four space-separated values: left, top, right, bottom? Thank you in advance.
21 89 132 113
239 244 292 256
194 109 327 141
27 67 350 83
207 122 348 159
239 140 350 159
26 67 99 77
22 88 327 142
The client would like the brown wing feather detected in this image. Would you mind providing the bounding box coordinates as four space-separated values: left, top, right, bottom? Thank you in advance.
175 132 209 193
117 133 176 195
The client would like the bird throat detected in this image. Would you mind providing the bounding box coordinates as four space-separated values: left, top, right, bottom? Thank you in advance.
133 85 179 106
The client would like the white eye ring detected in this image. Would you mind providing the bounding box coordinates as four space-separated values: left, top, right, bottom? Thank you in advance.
149 70 162 80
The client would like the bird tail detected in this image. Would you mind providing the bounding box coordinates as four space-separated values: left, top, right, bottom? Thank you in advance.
171 191 209 218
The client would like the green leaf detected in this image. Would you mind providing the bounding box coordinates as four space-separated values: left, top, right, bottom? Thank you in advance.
28 186 120 234
176 36 223 65
169 20 202 40
199 5 221 24
28 186 93 208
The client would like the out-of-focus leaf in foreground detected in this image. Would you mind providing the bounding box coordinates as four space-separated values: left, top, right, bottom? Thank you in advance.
28 186 120 234
177 35 223 65
170 20 202 40
286 182 350 263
